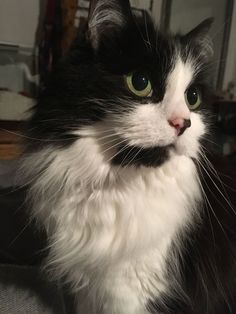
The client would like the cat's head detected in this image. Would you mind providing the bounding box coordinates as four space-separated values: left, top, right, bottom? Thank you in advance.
29 0 213 168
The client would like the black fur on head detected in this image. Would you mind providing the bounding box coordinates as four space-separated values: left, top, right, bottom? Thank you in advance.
27 0 213 167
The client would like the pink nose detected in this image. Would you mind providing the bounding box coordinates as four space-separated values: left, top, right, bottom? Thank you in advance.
169 118 191 136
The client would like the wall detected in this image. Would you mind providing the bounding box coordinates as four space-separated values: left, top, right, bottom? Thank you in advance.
151 0 163 26
223 0 236 90
0 0 40 119
0 0 39 48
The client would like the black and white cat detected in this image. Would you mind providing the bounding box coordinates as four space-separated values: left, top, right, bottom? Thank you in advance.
20 0 236 313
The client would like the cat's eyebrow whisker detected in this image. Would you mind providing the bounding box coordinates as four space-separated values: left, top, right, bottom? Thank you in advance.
143 12 152 52
132 13 151 51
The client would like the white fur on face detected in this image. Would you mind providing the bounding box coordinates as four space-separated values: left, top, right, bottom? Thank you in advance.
112 57 205 159
175 112 205 158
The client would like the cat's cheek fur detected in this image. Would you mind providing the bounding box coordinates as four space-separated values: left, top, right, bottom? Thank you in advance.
114 104 176 148
175 112 206 158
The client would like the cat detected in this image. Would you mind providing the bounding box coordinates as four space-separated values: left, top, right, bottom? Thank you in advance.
20 0 236 313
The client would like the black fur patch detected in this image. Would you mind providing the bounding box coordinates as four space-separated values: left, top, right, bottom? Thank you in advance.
112 143 172 167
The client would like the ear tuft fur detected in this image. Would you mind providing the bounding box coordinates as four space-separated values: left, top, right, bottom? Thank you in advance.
184 18 214 58
185 18 214 42
87 0 132 50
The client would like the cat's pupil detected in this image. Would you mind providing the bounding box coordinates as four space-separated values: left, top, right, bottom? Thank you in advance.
132 72 148 91
186 86 198 106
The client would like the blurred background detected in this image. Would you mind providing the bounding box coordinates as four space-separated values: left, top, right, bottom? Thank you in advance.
0 1 235 313
0 0 235 166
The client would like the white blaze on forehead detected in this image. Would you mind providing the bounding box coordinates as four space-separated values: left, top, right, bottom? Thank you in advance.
163 57 194 120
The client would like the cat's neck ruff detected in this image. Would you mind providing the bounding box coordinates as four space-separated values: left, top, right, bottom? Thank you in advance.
26 135 202 264
25 137 202 312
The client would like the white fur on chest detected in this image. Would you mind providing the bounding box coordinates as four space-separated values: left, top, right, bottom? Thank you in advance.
23 138 201 313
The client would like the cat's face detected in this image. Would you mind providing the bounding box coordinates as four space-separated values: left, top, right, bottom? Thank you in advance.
30 0 213 168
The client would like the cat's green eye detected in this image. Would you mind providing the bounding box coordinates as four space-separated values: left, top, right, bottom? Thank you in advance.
185 86 202 110
125 72 152 97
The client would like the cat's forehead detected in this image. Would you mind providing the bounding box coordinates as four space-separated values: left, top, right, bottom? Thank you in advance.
167 57 194 92
121 28 189 73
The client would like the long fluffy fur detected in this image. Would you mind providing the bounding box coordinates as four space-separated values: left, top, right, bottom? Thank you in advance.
19 1 236 313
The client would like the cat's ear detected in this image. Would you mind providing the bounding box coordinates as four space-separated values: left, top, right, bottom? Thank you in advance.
185 18 213 42
184 18 214 56
87 0 132 50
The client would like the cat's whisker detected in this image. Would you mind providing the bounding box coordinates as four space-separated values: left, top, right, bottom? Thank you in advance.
8 217 34 247
201 137 221 147
196 162 228 239
200 145 236 190
99 138 128 156
200 147 236 194
197 159 236 285
0 127 80 143
105 142 131 165
198 153 236 217
196 168 216 246
119 145 138 170
122 145 143 171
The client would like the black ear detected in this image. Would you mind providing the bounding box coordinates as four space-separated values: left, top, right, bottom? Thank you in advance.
87 0 133 50
185 18 214 42
183 18 214 58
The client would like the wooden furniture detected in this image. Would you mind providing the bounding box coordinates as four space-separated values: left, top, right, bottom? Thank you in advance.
0 122 24 160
